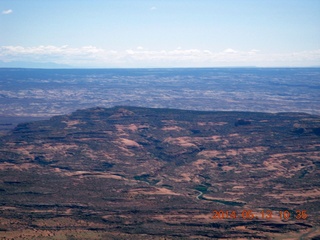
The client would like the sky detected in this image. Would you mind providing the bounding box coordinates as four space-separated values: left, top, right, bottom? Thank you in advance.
0 0 319 68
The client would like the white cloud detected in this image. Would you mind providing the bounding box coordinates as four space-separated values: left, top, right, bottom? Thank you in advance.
0 45 319 67
150 6 157 11
224 48 237 54
2 9 13 15
0 45 110 66
249 49 260 53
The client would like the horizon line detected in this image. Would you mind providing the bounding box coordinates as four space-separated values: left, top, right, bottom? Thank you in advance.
1 66 320 70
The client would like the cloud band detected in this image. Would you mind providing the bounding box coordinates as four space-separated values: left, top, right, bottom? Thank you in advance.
1 45 319 67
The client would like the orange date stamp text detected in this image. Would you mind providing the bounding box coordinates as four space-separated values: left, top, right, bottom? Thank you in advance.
212 210 308 220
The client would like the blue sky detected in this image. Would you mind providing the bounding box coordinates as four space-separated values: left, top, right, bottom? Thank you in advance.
0 0 319 67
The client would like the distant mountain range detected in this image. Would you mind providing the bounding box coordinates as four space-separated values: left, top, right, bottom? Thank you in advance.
0 61 71 69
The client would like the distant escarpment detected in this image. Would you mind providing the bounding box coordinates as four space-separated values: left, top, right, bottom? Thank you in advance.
0 106 319 239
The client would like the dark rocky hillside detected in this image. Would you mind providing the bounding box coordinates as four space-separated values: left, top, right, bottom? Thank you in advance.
0 106 319 239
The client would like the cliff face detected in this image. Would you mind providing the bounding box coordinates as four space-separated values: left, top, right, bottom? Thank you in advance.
0 106 319 239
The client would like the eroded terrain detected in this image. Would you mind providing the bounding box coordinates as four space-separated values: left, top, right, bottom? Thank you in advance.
0 106 319 239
